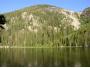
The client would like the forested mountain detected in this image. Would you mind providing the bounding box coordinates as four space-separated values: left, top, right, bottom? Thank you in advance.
1 5 90 47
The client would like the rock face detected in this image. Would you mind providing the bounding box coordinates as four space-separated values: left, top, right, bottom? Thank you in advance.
5 5 81 32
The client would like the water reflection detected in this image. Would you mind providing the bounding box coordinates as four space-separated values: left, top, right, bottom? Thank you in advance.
0 47 90 67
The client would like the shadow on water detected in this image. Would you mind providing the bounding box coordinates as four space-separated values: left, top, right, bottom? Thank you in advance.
0 47 90 67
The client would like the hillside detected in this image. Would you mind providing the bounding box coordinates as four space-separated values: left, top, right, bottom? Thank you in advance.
1 4 90 47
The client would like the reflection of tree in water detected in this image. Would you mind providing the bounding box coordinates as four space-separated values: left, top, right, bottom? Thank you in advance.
0 48 90 66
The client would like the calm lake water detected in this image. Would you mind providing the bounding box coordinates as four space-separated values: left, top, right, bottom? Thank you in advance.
0 47 90 67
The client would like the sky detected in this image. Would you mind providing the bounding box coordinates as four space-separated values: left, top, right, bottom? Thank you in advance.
0 0 90 13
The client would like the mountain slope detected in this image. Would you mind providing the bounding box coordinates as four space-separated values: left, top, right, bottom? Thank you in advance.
1 4 89 47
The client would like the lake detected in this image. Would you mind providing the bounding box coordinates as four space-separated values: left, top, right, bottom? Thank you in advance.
0 47 90 67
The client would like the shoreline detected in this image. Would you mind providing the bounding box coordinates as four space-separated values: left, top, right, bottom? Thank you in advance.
0 45 86 48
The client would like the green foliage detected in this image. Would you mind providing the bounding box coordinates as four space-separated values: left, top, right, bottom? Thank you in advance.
80 7 90 24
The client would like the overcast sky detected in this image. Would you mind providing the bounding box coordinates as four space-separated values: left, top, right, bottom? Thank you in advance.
0 0 90 13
